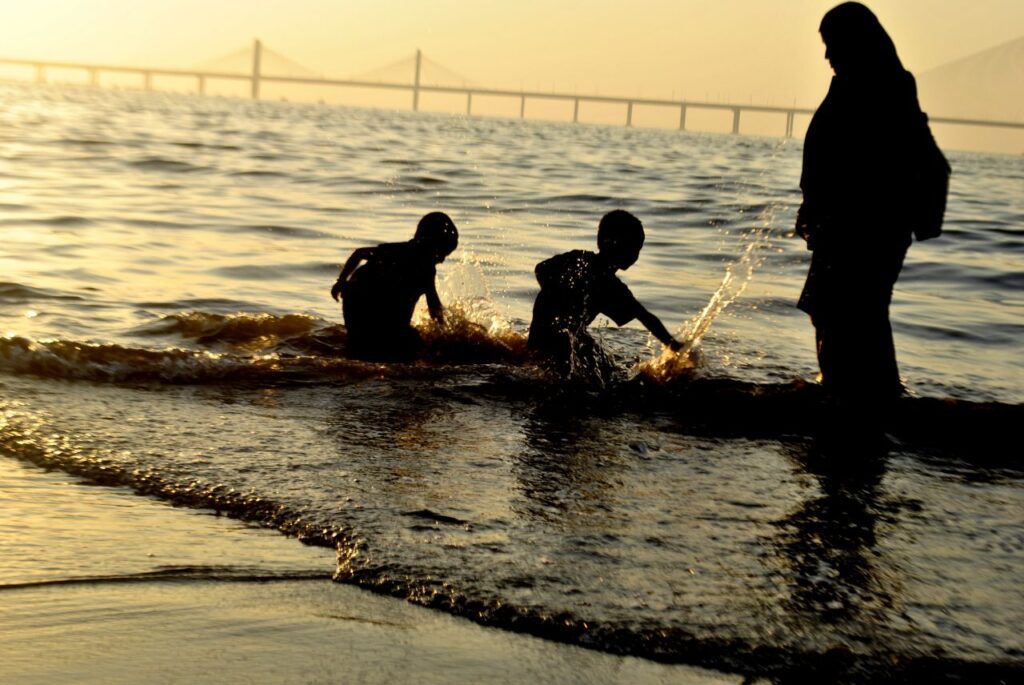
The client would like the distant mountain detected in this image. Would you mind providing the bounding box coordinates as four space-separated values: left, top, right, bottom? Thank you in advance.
916 36 1024 121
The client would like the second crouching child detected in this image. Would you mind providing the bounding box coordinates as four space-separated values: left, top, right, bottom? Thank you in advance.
528 209 682 379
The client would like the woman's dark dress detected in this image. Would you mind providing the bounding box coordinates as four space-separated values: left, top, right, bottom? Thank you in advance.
798 64 945 405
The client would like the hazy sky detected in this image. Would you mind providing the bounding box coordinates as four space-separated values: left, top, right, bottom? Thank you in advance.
0 0 1021 106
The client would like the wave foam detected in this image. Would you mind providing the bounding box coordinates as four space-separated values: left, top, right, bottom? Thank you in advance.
0 335 377 384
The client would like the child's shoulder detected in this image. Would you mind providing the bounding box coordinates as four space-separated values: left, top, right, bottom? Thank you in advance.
374 240 412 253
541 249 595 268
370 239 432 261
536 249 603 288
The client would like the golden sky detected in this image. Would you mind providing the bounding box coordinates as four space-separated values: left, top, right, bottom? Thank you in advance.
1 0 1021 108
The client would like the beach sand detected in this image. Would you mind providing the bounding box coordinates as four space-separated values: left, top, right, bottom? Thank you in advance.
0 458 739 684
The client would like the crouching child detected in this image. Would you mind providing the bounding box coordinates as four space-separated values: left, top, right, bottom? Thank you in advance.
331 212 458 361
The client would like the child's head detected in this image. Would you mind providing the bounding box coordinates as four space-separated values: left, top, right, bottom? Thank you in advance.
414 212 459 262
597 210 644 270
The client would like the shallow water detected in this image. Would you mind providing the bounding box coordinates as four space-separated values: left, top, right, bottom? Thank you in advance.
0 459 731 685
1 83 1022 682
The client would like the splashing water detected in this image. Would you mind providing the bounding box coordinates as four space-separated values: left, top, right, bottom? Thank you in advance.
640 204 779 381
434 252 514 336
416 253 529 363
417 307 529 364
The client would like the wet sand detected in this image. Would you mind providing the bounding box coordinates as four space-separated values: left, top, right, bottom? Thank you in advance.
0 459 738 685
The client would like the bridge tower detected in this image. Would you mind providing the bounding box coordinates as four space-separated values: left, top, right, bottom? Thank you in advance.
412 49 422 112
251 39 262 99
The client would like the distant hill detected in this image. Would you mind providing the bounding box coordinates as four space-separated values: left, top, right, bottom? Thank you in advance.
916 36 1024 122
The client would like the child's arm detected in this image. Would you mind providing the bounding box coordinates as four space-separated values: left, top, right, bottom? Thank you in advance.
425 281 445 326
636 305 684 351
331 247 375 301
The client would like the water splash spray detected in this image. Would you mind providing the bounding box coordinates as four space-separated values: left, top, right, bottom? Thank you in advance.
416 252 528 361
640 202 779 380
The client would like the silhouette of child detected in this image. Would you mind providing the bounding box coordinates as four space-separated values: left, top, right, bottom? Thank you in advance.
331 212 458 360
528 210 682 376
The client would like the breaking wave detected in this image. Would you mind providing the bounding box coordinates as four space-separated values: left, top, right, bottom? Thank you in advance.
0 307 532 384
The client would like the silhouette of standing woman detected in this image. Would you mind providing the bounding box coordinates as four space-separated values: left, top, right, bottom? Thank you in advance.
797 3 948 421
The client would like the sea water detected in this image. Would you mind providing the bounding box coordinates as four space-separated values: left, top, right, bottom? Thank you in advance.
1 83 1021 680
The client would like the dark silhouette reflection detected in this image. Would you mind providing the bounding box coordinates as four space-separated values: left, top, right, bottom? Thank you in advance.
772 439 900 629
796 3 950 420
321 381 453 498
513 400 626 525
330 212 458 361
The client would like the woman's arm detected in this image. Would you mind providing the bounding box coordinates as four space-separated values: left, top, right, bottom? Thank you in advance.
795 201 822 249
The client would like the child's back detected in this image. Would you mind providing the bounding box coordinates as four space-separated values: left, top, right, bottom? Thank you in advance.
342 240 438 353
528 249 640 357
332 212 458 360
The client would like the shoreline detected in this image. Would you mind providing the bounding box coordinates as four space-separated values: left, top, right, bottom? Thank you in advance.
4 377 1022 683
0 457 737 685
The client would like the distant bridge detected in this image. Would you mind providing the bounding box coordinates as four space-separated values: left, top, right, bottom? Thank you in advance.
2 40 1022 137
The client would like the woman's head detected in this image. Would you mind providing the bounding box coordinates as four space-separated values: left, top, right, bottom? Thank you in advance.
820 2 902 77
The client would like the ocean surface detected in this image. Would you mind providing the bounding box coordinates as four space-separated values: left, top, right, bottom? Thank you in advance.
1 83 1022 682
